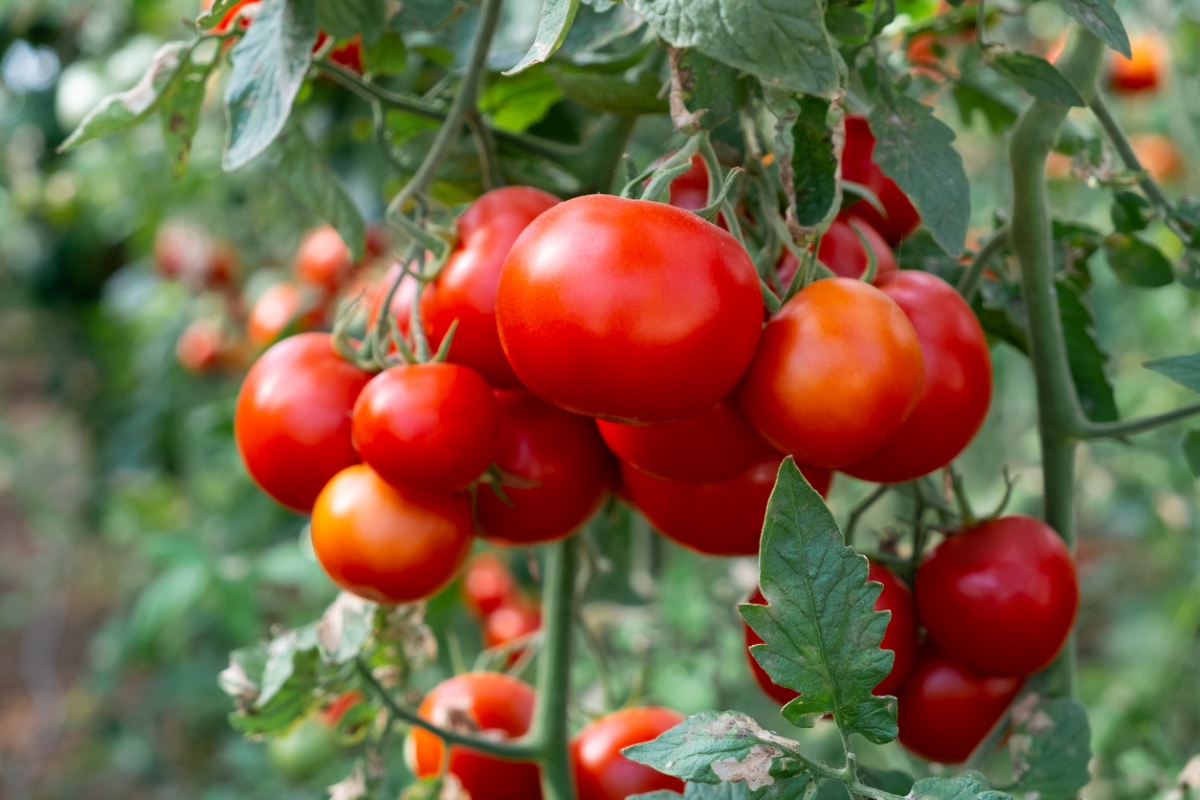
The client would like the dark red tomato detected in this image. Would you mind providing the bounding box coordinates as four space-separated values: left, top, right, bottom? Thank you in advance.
295 225 353 292
462 552 518 618
842 271 991 483
235 333 369 511
497 195 763 425
841 116 921 245
737 277 924 468
743 562 918 704
247 282 325 348
422 187 560 388
896 644 1021 763
596 398 778 485
176 319 223 374
917 515 1078 678
410 673 542 800
570 707 685 800
477 390 614 545
620 457 832 557
777 216 897 285
352 362 499 494
311 464 473 603
1108 33 1162 94
484 595 541 650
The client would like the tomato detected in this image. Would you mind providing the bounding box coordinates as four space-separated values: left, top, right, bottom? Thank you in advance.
176 319 224 374
484 595 541 650
497 194 763 425
477 390 614 545
841 116 921 245
316 32 364 73
596 398 778 485
462 552 518 618
620 457 831 557
777 216 897 285
737 277 924 468
409 673 542 800
235 333 369 511
268 715 339 781
665 155 711 211
917 515 1078 678
422 187 560 388
1129 133 1183 182
842 271 991 483
1109 32 1163 93
200 0 257 32
364 261 417 340
570 707 685 800
896 644 1021 763
247 282 325 348
311 464 473 603
352 363 499 494
295 225 353 292
154 221 237 288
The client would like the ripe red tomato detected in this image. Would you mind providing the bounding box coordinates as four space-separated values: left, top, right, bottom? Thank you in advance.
316 32 364 73
917 515 1078 678
570 707 685 800
597 398 778 485
484 595 541 650
422 187 560 388
896 644 1021 763
235 333 369 511
410 673 542 800
737 277 924 468
154 221 237 288
477 390 614 545
295 225 353 292
462 552 518 618
1108 32 1163 93
841 116 921 245
619 457 831 557
777 216 897 285
665 155 711 211
311 464 473 603
351 362 499 494
364 261 417 341
497 194 763 425
743 562 918 704
247 282 325 348
176 319 224 374
842 271 991 483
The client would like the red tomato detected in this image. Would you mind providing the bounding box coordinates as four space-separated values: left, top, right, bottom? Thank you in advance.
422 187 560 388
917 515 1078 678
497 194 763 425
570 707 685 800
1108 32 1163 93
154 221 237 288
841 116 921 245
295 225 353 292
842 271 991 483
176 319 224 374
410 673 542 800
315 32 364 73
665 155 711 211
620 457 831 557
311 464 473 603
200 0 256 33
737 277 924 468
319 690 363 727
364 261 417 340
777 216 897 285
596 398 778 485
743 562 918 705
235 333 370 512
352 363 499 494
477 390 614 545
247 282 325 348
896 644 1021 763
462 552 518 618
484 596 541 650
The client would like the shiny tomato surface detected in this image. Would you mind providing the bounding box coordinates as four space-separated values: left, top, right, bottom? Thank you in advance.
571 707 685 800
295 225 353 291
841 116 921 244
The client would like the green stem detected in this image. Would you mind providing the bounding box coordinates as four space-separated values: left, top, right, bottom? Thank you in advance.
529 535 579 800
957 224 1009 302
844 484 890 547
1081 399 1200 438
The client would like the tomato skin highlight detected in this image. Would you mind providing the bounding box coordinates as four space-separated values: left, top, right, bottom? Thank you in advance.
352 362 499 495
235 333 369 512
841 116 921 245
294 225 353 291
311 464 473 603
737 277 924 468
422 186 560 388
570 707 686 800
842 271 991 483
410 673 542 800
497 194 764 425
477 390 614 545
917 515 1078 678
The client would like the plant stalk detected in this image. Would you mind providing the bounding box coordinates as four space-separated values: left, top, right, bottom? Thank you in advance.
529 535 579 800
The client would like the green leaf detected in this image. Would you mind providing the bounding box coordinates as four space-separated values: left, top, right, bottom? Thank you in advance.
59 42 187 152
790 96 838 227
825 6 868 38
740 459 897 743
870 95 969 257
1110 190 1151 233
1182 429 1200 477
224 0 319 171
364 31 407 74
952 83 1019 134
197 0 243 29
318 0 385 44
990 52 1084 106
392 0 466 30
554 68 667 114
481 66 564 132
505 0 583 75
1057 268 1118 423
677 50 745 129
907 774 1010 799
626 0 839 97
1056 0 1130 58
1145 351 1200 394
632 782 752 799
160 46 218 179
221 635 322 737
1102 233 1174 288
1008 695 1091 800
275 124 366 261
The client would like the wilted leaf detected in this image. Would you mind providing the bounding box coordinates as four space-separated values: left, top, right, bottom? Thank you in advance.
1008 694 1091 800
160 46 218 179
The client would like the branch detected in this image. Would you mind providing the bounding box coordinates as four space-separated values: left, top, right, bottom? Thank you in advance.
1080 399 1200 439
844 484 889 546
957 224 1009 302
528 535 578 800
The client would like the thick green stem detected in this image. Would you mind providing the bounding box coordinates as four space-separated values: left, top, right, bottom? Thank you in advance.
529 535 578 800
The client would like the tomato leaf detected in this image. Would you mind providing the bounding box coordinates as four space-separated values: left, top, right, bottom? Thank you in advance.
1102 233 1174 288
317 0 385 45
1008 694 1092 800
504 0 582 75
1182 429 1200 477
1058 268 1119 423
392 0 466 30
952 83 1020 134
554 68 667 114
870 94 970 257
989 52 1085 107
1111 190 1152 234
220 631 322 736
790 95 839 228
224 0 319 171
160 45 219 180
907 775 1011 799
274 124 366 261
1145 351 1200 394
631 783 751 800
625 0 839 98
481 66 564 131
197 0 243 29
1056 0 1131 58
676 50 745 129
364 32 407 75
561 2 645 56
740 459 897 743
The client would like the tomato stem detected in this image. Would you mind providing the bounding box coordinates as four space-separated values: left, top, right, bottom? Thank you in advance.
956 224 1008 302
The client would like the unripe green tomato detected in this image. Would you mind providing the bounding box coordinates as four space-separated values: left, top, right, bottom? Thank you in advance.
268 716 339 781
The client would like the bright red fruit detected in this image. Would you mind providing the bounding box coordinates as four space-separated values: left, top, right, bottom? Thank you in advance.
176 319 224 374
410 673 542 800
477 390 614 545
896 645 1021 763
843 271 991 483
571 707 685 800
484 596 541 650
364 262 417 339
422 187 560 388
247 282 324 348
737 277 924 468
665 155 711 211
777 216 897 284
917 515 1078 678
295 225 353 291
462 552 518 618
234 333 369 512
620 457 831 557
497 194 763 425
841 116 921 245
